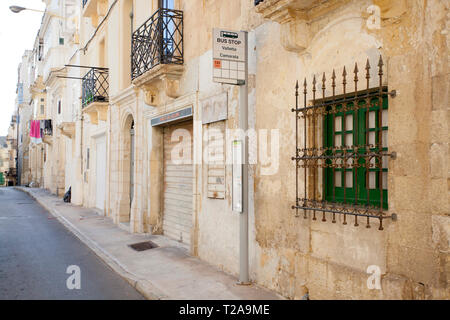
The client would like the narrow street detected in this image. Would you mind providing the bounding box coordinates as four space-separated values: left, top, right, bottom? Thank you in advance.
0 188 143 300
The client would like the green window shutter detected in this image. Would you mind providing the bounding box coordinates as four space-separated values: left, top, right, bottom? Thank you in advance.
323 95 388 210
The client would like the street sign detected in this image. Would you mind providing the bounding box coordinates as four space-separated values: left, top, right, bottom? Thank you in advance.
213 29 246 85
151 107 193 126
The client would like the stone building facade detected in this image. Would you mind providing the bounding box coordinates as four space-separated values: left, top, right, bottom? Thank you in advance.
15 50 34 187
13 0 449 299
3 117 18 186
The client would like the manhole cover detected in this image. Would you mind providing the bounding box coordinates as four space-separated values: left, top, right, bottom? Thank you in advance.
128 241 158 252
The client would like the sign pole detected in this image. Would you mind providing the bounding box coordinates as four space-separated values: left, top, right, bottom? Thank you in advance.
212 27 249 284
238 31 249 284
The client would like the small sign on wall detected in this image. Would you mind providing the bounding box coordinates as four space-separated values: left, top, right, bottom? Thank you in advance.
151 107 193 127
206 121 226 199
201 92 228 125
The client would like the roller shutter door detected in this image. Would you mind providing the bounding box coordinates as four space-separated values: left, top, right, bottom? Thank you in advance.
163 121 193 245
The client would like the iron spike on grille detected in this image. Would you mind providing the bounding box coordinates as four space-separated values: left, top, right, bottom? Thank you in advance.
312 75 317 98
322 72 326 94
331 69 336 94
342 66 347 91
378 55 384 77
365 59 371 89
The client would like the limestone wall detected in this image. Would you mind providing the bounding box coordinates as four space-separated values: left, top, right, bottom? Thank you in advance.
73 0 449 299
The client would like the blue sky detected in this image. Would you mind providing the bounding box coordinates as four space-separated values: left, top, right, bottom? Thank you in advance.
0 0 46 136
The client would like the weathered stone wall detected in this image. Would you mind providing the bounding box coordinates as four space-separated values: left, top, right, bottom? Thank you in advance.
73 0 448 300
250 0 449 299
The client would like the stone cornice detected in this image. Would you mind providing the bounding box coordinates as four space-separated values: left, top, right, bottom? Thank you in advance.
45 67 67 89
109 85 138 106
132 64 185 106
255 0 353 53
82 101 108 125
143 91 197 119
57 122 76 139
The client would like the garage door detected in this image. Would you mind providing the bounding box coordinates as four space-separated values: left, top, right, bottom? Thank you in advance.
163 121 193 245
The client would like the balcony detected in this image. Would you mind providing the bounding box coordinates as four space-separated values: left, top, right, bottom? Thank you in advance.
82 67 109 125
43 46 69 84
131 8 184 104
254 0 349 53
82 0 108 27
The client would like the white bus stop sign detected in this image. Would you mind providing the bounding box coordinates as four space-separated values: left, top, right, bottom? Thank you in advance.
213 29 246 85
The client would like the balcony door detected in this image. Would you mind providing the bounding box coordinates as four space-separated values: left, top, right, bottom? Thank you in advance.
160 0 175 61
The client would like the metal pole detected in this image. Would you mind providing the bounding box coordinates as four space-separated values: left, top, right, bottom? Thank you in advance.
239 31 249 284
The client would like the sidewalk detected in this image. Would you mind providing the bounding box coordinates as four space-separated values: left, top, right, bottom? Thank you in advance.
16 187 282 300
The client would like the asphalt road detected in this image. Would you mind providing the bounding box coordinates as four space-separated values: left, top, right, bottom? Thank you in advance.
0 187 143 300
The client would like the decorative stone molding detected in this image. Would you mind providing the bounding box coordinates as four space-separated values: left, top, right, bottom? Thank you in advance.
255 0 352 53
255 0 307 23
43 134 53 146
280 19 310 53
142 84 159 106
30 76 45 96
82 0 108 28
109 85 137 106
82 101 108 125
58 122 76 139
132 64 184 106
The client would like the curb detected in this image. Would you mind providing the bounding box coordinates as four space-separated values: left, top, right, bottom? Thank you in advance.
15 187 168 300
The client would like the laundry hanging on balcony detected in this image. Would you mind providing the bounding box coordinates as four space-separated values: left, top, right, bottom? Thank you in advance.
30 120 42 144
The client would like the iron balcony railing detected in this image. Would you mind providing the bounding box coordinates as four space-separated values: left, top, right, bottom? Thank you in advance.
255 0 264 5
82 0 88 8
82 67 109 108
131 8 183 80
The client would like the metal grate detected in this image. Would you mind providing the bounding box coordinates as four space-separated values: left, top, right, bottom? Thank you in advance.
128 241 159 252
81 67 109 108
291 56 397 230
131 8 183 80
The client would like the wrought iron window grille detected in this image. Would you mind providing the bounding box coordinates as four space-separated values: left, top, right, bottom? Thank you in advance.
82 0 88 8
81 67 109 108
131 8 183 80
291 56 397 230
